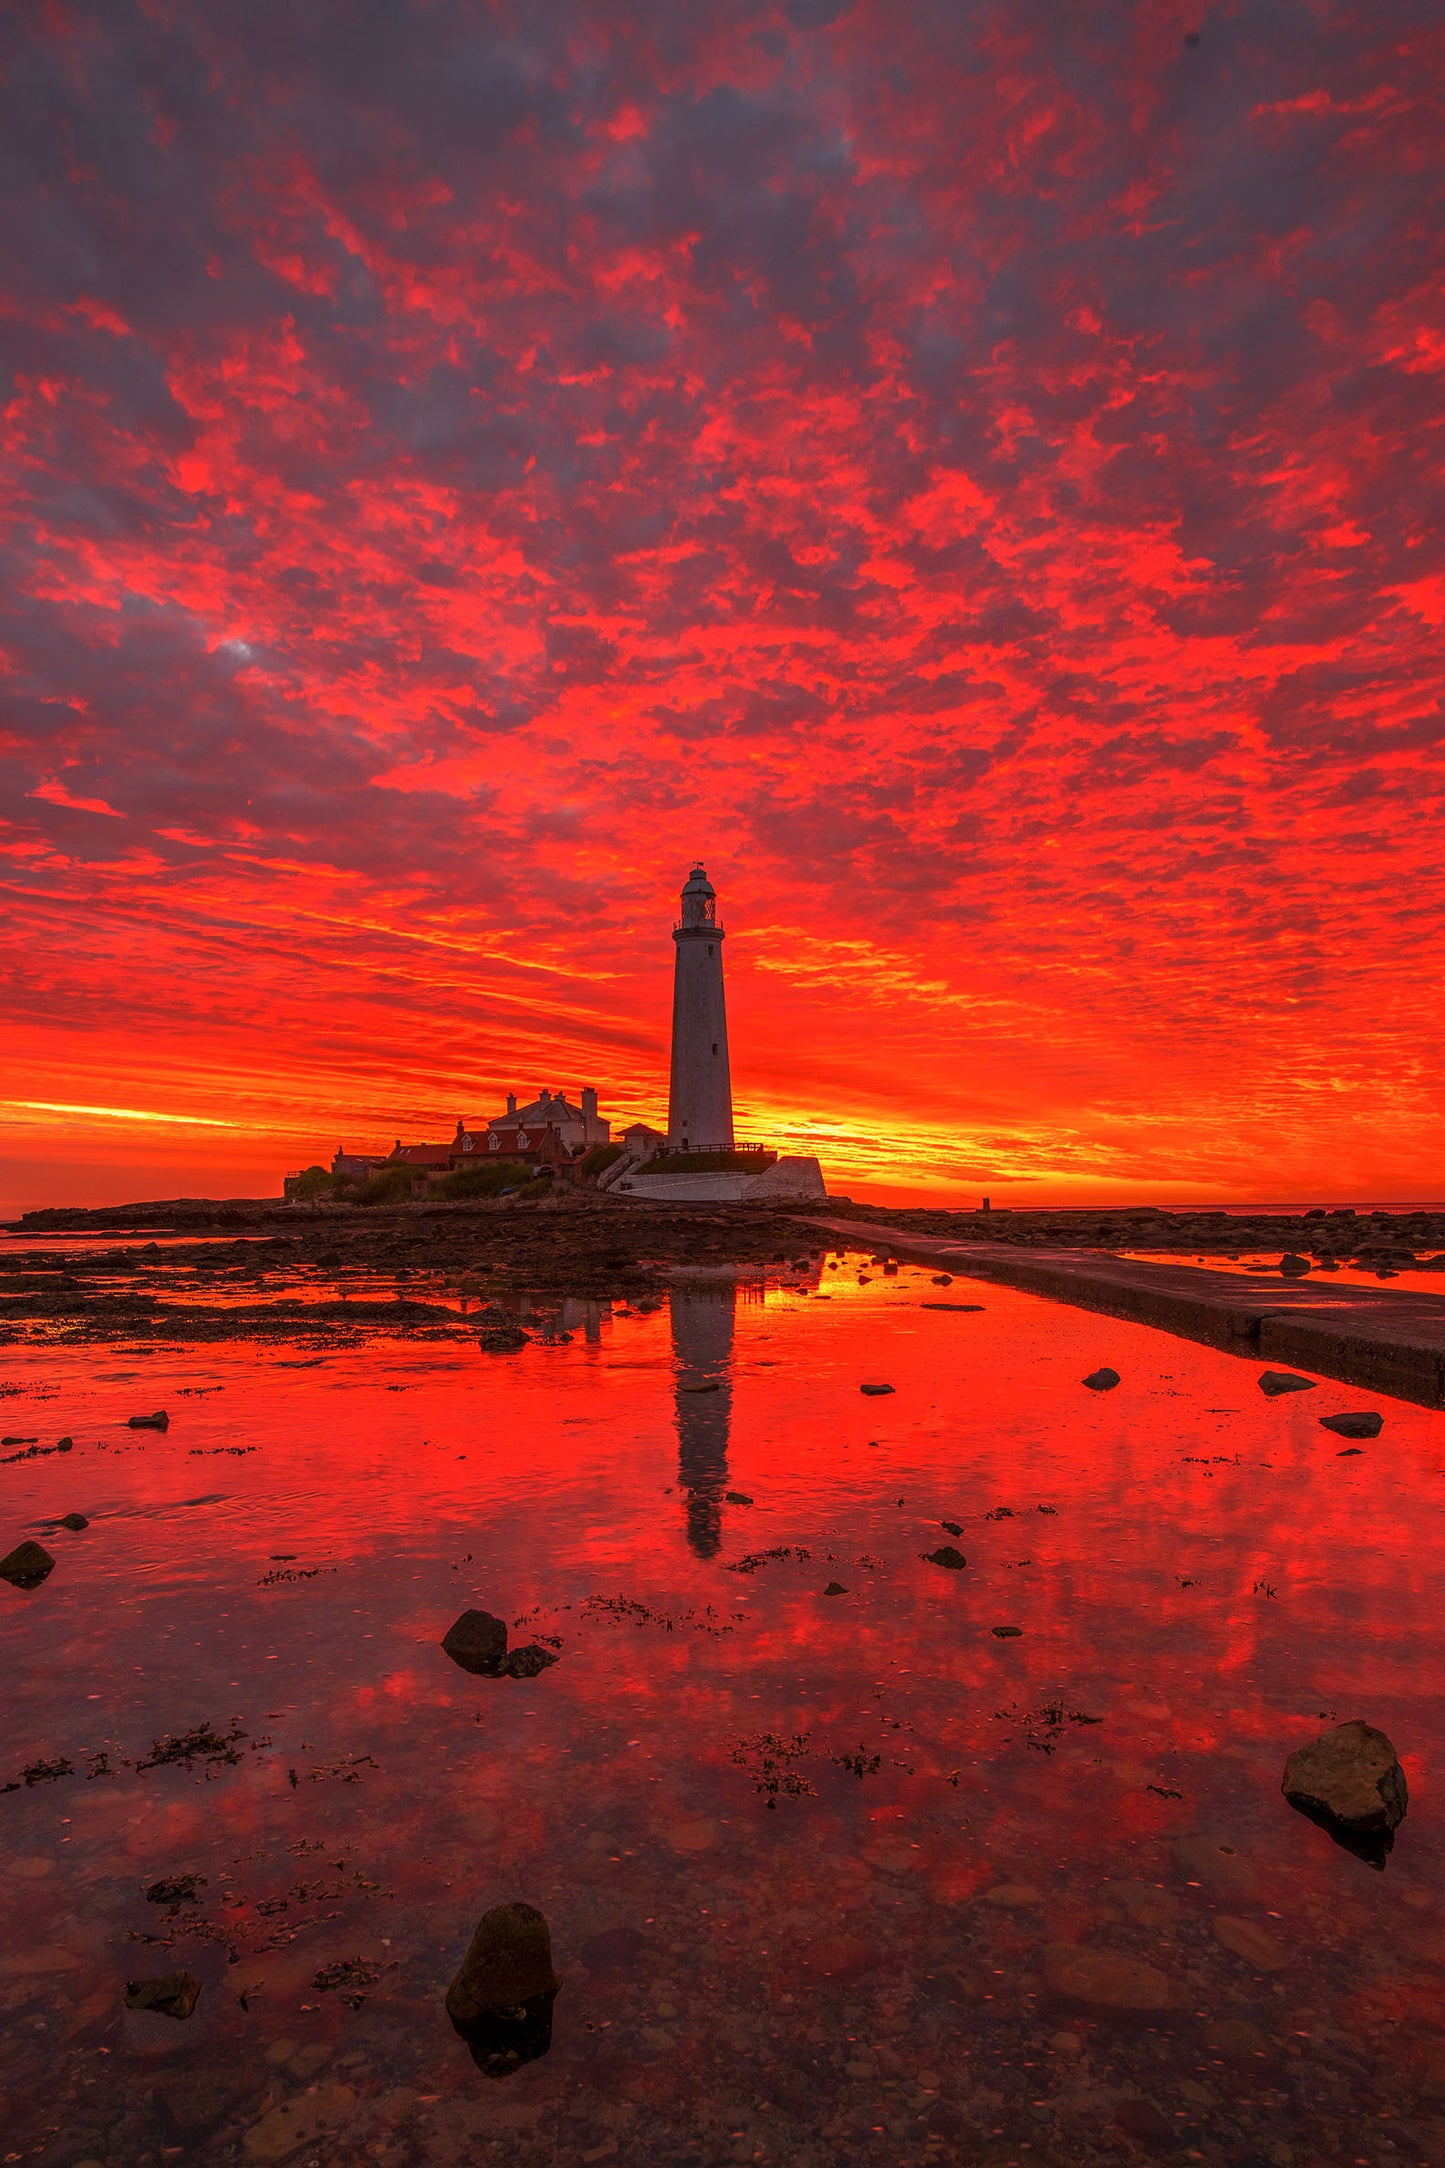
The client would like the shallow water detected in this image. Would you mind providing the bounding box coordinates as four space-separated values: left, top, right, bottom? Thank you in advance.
3 1257 1445 2167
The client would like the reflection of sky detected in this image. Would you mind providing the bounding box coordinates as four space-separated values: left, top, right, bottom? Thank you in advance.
3 1262 1445 2156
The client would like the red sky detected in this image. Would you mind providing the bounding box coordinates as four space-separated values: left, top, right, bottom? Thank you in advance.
2 0 1442 1214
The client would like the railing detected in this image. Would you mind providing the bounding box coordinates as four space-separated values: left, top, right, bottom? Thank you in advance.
672 919 726 934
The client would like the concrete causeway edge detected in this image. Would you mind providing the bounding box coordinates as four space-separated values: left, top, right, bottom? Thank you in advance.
802 1215 1445 1411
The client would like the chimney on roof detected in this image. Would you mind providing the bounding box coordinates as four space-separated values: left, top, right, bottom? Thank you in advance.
581 1086 597 1119
506 1093 517 1117
539 1088 550 1104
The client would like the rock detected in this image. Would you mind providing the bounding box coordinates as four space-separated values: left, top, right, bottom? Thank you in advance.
1258 1371 1316 1397
859 1382 894 1396
580 1925 645 1972
931 1274 953 1285
725 1491 753 1505
941 1519 963 1536
1205 2015 1270 2063
981 1882 1040 1907
479 1325 529 1352
1213 1916 1287 1969
1082 1368 1120 1391
441 1609 509 1675
924 1546 966 1570
500 1643 559 1679
124 1970 200 2020
991 1624 1023 1638
128 1410 169 1429
920 1302 985 1312
146 1873 207 1908
823 1581 847 1596
1277 1254 1312 1276
60 1512 88 1531
1050 2030 1083 2057
1114 2098 1180 2147
0 1539 56 1589
1041 1943 1175 2011
242 2084 355 2163
57 1436 73 1451
158 2065 257 2139
1282 1719 1407 1848
448 1901 560 2022
678 1378 719 1393
1337 1447 1363 1457
1319 1411 1383 1439
1171 1835 1259 1899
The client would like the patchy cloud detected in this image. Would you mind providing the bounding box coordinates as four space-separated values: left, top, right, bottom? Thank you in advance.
1 0 1441 1205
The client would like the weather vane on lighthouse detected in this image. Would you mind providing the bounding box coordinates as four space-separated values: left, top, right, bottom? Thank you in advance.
667 863 734 1154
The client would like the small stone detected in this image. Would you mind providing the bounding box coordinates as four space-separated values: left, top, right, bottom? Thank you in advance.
859 1382 894 1396
479 1324 530 1352
981 1882 1040 1907
1258 1371 1316 1397
56 1437 73 1452
677 1378 719 1393
60 1512 89 1531
1042 1942 1175 2011
446 1900 560 2025
441 1609 508 1675
1319 1411 1383 1439
159 2066 256 2139
1171 1834 1259 1899
931 1275 953 1285
1337 1447 1363 1456
941 1520 963 1536
924 1546 966 1570
580 1925 645 1972
124 1969 200 2019
146 1873 207 1908
1282 1718 1407 1838
823 1581 847 1596
128 1410 170 1429
1082 1368 1120 1391
1277 1254 1312 1276
500 1643 559 1679
242 2084 355 2163
725 1491 754 1505
1204 2015 1269 2063
1114 2097 1179 2147
991 1624 1023 1638
0 1539 56 1589
1050 2030 1083 2057
1213 1916 1287 1969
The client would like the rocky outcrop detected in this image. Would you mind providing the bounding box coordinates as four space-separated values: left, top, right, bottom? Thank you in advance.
1283 1720 1407 1855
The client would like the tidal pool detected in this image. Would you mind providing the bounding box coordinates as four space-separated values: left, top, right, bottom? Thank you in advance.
3 1255 1444 2167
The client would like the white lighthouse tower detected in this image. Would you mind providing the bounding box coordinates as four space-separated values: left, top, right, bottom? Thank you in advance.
667 863 734 1152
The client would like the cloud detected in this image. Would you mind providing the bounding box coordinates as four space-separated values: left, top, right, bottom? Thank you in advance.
1 0 1441 1204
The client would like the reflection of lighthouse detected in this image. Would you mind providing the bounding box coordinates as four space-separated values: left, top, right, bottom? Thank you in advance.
671 1283 735 1558
668 864 734 1152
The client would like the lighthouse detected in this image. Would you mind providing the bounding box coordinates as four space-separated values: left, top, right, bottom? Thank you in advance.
667 863 734 1152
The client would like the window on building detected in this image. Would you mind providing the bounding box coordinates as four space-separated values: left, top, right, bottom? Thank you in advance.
712 1042 718 1055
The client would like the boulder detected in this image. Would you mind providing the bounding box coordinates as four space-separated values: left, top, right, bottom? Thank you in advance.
479 1325 529 1353
941 1520 963 1536
725 1491 754 1505
442 1609 509 1675
1258 1371 1316 1397
1082 1368 1120 1391
125 1969 200 2020
446 1901 560 2024
1041 1943 1175 2011
0 1539 56 1589
1277 1254 1312 1276
128 1411 169 1430
991 1624 1023 1638
823 1580 847 1596
924 1546 966 1570
859 1382 894 1397
501 1644 559 1679
1283 1720 1407 1845
60 1513 88 1532
1319 1412 1382 1439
